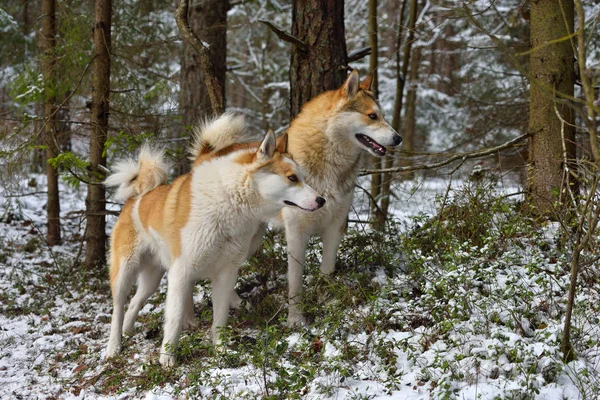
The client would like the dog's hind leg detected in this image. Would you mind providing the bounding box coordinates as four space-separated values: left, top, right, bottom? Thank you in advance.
122 261 164 334
229 223 267 310
211 265 240 346
106 255 139 359
183 284 199 330
285 226 311 327
160 262 193 367
320 218 346 275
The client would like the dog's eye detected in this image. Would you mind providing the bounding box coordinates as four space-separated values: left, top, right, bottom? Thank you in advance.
368 113 377 120
288 174 298 182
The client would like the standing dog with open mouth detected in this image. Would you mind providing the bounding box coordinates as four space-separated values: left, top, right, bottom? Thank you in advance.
218 70 402 326
104 114 325 367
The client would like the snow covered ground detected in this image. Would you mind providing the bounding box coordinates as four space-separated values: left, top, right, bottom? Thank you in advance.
1 172 599 399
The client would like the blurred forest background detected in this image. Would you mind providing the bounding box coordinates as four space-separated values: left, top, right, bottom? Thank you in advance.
2 0 600 398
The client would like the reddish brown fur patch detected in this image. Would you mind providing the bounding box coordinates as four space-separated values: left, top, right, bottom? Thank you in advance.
109 200 137 289
193 134 291 167
259 153 302 185
234 151 257 165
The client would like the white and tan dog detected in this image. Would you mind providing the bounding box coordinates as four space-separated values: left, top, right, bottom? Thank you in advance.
221 70 402 326
104 114 324 367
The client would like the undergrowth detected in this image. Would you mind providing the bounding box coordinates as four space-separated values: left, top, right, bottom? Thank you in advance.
2 178 600 399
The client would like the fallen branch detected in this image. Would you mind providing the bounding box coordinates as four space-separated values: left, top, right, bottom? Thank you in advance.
175 0 224 115
258 20 307 51
359 132 530 176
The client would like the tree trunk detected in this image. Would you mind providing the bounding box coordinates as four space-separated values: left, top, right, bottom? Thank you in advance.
369 0 386 230
40 0 61 246
527 0 575 215
290 0 348 118
180 0 228 129
403 46 422 164
380 0 416 220
85 0 112 269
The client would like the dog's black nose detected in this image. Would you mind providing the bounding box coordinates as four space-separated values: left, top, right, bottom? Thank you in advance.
393 135 403 146
316 197 326 208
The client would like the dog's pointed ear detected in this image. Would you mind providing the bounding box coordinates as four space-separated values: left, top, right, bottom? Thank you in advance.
341 69 360 99
275 133 288 153
257 130 276 161
360 72 374 91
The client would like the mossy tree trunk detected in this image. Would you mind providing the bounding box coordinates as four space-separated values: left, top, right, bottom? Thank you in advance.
85 0 112 269
290 0 347 118
527 0 575 215
40 0 61 246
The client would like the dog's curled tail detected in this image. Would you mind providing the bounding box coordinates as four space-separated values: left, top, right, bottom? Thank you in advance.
104 144 169 202
189 112 248 158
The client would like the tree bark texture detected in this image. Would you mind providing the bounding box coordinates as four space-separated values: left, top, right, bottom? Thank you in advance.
402 46 422 170
176 0 224 115
85 0 112 269
527 0 575 215
369 0 386 229
379 0 415 220
290 0 348 118
41 0 61 246
180 0 228 129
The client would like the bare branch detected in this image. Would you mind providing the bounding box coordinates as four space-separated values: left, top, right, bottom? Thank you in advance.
348 46 372 63
175 0 224 115
258 20 308 51
359 133 531 176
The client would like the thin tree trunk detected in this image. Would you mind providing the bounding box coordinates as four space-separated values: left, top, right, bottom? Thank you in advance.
527 0 575 215
369 0 386 229
290 0 347 118
403 46 422 167
41 0 61 246
380 0 415 220
85 0 112 269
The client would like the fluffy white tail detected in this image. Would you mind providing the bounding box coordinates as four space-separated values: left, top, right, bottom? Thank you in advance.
104 144 169 202
189 112 249 158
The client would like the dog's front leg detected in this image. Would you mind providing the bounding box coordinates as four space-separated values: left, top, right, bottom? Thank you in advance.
285 227 311 327
320 217 346 275
211 265 240 347
160 265 193 367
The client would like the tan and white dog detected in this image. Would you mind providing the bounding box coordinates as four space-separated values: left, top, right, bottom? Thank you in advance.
223 70 402 326
104 114 325 367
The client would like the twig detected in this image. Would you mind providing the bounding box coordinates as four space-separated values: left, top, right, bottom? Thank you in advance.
348 46 372 63
258 20 307 50
359 132 531 176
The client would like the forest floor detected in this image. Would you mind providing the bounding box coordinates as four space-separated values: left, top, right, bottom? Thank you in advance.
1 172 599 399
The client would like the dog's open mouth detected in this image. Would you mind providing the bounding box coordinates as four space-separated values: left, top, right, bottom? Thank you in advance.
356 134 386 156
284 200 314 212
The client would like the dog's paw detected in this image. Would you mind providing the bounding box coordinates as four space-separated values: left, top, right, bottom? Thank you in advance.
105 342 121 360
229 291 244 310
319 263 335 275
159 352 177 368
286 312 307 329
183 316 199 331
